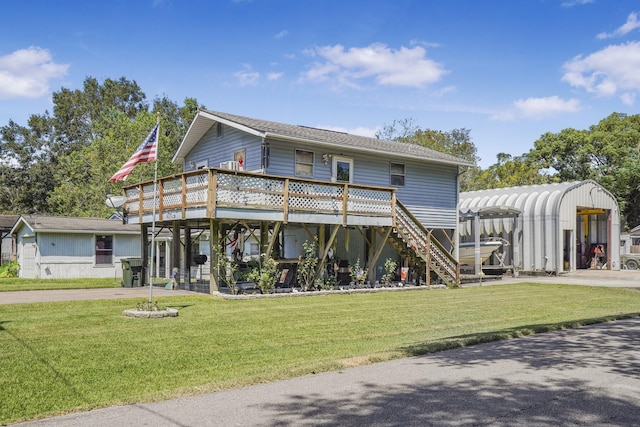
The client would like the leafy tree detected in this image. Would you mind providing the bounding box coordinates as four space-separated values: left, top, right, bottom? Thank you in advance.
377 118 480 191
471 152 551 191
528 112 640 227
0 74 204 217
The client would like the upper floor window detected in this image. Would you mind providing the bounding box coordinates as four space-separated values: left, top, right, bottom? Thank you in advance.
295 149 314 177
390 162 405 186
95 235 113 265
332 156 353 183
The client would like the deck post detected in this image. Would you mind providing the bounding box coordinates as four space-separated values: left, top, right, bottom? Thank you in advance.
209 219 220 293
171 221 181 285
185 225 192 287
141 223 149 286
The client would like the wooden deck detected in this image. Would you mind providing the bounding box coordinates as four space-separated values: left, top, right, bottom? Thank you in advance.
122 168 459 287
123 168 396 226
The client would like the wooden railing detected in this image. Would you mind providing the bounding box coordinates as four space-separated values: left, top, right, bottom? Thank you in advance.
123 168 394 225
124 168 459 286
394 200 459 286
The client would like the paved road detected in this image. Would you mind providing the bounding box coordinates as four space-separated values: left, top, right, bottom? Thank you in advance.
13 317 640 426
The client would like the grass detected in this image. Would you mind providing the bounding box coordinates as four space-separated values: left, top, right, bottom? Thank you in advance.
1 283 640 424
0 278 120 292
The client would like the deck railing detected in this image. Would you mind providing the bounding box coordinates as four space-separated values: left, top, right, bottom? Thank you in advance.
123 168 394 225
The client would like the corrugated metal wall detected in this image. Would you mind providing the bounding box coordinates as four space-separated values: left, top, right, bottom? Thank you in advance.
459 180 621 273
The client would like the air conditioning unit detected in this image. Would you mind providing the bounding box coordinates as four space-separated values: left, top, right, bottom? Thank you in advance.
220 161 241 171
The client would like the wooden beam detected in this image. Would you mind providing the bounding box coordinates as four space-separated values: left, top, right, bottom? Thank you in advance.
265 222 282 257
282 178 290 224
209 219 220 293
370 227 392 277
315 225 341 277
207 171 217 218
141 223 149 286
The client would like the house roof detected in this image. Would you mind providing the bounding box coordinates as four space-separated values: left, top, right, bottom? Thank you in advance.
10 215 141 235
173 110 474 167
0 215 19 232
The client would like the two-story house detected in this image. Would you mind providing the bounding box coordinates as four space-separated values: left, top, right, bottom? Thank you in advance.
123 110 472 292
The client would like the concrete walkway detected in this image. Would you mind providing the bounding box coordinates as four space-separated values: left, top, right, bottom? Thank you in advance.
0 286 195 305
13 317 640 426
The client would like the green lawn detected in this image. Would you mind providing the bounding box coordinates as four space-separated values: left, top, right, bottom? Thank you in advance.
1 283 639 424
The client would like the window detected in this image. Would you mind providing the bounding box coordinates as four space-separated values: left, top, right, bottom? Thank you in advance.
216 122 223 138
295 149 314 176
332 156 353 183
95 235 113 265
390 163 405 186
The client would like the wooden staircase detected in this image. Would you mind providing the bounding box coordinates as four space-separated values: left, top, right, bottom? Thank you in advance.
393 200 459 287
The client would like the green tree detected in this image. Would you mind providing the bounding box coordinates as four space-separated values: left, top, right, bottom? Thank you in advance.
472 152 551 191
377 118 480 191
528 112 640 227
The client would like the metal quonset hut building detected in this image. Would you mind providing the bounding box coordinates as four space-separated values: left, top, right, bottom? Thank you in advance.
459 180 620 274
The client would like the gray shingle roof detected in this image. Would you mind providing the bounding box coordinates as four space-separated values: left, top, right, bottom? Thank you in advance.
174 110 474 166
0 215 19 231
13 215 140 234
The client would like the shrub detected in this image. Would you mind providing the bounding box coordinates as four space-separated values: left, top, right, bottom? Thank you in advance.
247 254 278 294
0 261 19 278
297 240 318 291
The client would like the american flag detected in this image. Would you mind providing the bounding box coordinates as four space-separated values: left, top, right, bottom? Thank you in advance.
109 124 159 182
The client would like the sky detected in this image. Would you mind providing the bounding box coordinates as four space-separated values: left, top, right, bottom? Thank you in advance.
1 0 640 167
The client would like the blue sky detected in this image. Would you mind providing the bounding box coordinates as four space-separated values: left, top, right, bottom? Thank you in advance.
1 0 639 167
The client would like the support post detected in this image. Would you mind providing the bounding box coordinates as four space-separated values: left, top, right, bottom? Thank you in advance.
141 224 149 286
172 221 181 286
209 219 220 293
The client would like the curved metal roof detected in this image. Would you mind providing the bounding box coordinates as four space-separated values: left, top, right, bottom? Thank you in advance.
459 180 618 235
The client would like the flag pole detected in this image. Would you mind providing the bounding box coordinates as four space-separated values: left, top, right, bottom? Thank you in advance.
148 114 160 305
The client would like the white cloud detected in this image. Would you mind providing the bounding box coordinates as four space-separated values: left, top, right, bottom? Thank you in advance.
267 72 284 81
562 41 640 104
233 64 260 86
597 12 640 39
561 0 593 8
317 125 379 138
301 43 448 89
274 30 288 40
0 46 68 99
492 96 581 121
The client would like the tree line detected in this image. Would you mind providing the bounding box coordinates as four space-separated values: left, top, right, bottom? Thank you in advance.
1 76 639 228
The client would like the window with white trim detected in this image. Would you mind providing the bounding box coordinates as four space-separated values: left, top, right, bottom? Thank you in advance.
295 149 314 177
390 162 405 186
332 156 353 183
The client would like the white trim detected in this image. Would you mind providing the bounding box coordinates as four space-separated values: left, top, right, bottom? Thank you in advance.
332 156 353 183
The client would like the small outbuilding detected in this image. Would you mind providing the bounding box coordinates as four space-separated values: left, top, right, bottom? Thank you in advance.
459 180 620 274
11 215 142 279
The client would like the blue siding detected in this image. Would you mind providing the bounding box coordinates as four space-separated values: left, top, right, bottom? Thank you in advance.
185 125 263 172
184 130 459 229
265 139 458 211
